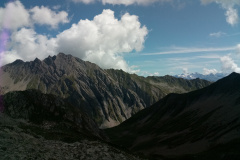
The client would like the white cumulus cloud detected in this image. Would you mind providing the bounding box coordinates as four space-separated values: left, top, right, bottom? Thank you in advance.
203 68 218 75
30 6 69 28
56 9 148 72
0 1 30 30
0 1 69 30
201 0 240 26
225 7 239 26
220 55 240 73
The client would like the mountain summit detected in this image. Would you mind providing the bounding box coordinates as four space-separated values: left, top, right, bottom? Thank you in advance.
0 53 211 128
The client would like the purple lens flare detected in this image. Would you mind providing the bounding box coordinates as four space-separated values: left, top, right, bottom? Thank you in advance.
0 29 10 113
0 0 12 112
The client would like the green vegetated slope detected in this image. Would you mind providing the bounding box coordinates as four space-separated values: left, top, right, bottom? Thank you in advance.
0 53 212 128
106 72 240 160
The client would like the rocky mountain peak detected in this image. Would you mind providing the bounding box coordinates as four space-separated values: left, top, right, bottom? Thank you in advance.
10 59 24 65
43 55 56 65
33 58 41 63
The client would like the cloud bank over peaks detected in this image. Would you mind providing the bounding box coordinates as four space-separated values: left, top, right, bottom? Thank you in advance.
176 43 240 77
2 7 148 73
220 55 240 73
2 28 57 65
201 0 240 26
10 28 56 60
203 43 240 75
203 68 218 75
56 9 148 72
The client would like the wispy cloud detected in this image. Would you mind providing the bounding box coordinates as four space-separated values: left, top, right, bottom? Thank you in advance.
195 54 221 59
166 55 221 62
142 46 236 55
237 44 240 55
209 31 226 38
71 0 183 6
209 31 240 38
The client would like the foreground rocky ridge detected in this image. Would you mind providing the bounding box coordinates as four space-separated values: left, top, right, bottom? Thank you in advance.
0 53 211 128
106 72 240 160
0 115 143 160
0 90 143 160
1 90 104 139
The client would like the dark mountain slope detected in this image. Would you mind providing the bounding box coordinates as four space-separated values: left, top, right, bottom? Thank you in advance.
1 90 104 140
0 53 211 128
106 72 240 160
0 90 144 160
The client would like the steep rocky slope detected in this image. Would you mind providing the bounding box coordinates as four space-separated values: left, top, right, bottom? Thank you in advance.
0 90 143 160
106 72 240 160
0 53 211 128
1 90 104 139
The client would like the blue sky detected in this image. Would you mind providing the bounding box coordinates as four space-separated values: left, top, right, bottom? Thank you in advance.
0 0 240 76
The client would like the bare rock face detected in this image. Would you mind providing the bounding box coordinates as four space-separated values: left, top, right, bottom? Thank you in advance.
106 72 240 160
0 53 211 128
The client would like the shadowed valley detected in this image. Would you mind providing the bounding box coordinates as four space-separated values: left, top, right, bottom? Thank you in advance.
105 72 240 160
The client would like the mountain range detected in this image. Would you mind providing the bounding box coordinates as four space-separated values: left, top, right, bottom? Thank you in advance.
106 72 240 159
0 53 211 128
175 72 227 82
0 53 240 159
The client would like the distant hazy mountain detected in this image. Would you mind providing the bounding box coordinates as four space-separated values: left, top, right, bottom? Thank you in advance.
0 53 211 128
175 72 227 82
106 72 240 160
